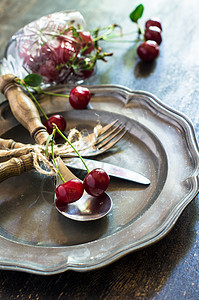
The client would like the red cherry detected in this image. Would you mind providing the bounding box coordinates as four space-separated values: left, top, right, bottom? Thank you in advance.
22 39 76 83
79 32 95 54
72 31 94 55
144 26 162 45
80 68 94 79
74 63 94 79
137 41 159 62
69 86 91 109
83 168 110 197
21 29 95 83
56 179 84 204
39 42 75 83
145 18 162 31
39 60 60 83
73 57 95 79
44 114 66 136
54 40 75 64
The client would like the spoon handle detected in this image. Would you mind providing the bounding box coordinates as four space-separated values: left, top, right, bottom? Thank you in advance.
0 74 49 145
0 153 33 182
0 137 26 150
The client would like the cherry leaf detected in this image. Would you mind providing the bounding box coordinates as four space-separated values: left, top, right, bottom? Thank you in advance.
129 4 144 23
24 74 43 87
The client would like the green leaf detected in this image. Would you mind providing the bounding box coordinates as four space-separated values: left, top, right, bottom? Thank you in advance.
24 74 43 87
45 133 53 157
129 4 144 23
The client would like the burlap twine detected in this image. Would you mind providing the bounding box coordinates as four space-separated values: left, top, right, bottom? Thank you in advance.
0 124 102 176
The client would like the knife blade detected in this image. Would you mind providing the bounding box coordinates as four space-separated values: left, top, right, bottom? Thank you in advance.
64 158 151 185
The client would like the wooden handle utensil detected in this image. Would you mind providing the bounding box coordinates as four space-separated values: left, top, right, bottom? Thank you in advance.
0 74 71 183
0 74 50 182
0 153 33 182
0 74 49 145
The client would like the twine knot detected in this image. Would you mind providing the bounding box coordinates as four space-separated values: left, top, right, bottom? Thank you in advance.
0 124 102 176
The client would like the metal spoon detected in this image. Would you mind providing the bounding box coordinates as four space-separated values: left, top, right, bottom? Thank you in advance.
54 158 113 221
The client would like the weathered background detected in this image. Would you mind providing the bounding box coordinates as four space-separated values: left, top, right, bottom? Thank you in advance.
0 0 198 299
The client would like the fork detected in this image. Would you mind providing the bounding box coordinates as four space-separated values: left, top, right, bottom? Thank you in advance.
0 119 127 157
63 119 127 157
0 119 126 181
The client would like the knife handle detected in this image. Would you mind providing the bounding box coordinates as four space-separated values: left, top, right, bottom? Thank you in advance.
0 74 49 145
0 153 33 183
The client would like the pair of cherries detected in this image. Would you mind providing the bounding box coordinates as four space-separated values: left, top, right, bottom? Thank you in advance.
137 18 162 62
56 168 110 204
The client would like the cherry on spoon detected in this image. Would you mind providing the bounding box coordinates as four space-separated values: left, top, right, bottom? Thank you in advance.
55 158 112 221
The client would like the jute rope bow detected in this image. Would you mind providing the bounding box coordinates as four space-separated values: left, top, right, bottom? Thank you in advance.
0 124 102 176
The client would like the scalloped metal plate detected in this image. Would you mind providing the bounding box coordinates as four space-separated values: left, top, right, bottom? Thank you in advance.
0 84 198 275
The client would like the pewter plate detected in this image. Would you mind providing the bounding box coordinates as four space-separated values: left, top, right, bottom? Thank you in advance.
0 85 198 275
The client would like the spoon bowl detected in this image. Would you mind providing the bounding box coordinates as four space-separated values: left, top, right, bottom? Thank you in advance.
54 157 113 221
55 192 112 221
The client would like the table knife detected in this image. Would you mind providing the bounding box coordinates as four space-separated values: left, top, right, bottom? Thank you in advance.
0 151 150 185
64 158 150 185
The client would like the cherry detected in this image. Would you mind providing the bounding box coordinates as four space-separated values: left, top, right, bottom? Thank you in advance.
79 32 95 54
145 18 162 31
39 60 60 83
137 40 159 62
69 86 91 109
80 68 94 79
52 40 75 65
39 41 75 83
44 114 66 136
73 57 95 79
70 31 94 55
83 168 110 197
56 179 84 204
144 26 162 45
22 37 76 83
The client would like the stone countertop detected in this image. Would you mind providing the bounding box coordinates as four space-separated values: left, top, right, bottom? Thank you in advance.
0 0 198 299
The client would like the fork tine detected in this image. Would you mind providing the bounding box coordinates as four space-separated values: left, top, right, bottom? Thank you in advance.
98 129 128 153
97 126 127 149
98 119 119 136
96 122 122 144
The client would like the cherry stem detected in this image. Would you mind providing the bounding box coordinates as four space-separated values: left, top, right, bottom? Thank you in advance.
33 86 69 99
24 86 49 120
91 24 143 44
54 124 90 174
104 38 141 43
42 91 69 98
107 30 138 38
51 128 66 183
136 22 144 36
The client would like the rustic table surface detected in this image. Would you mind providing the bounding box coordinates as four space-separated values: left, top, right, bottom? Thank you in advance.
0 0 198 299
